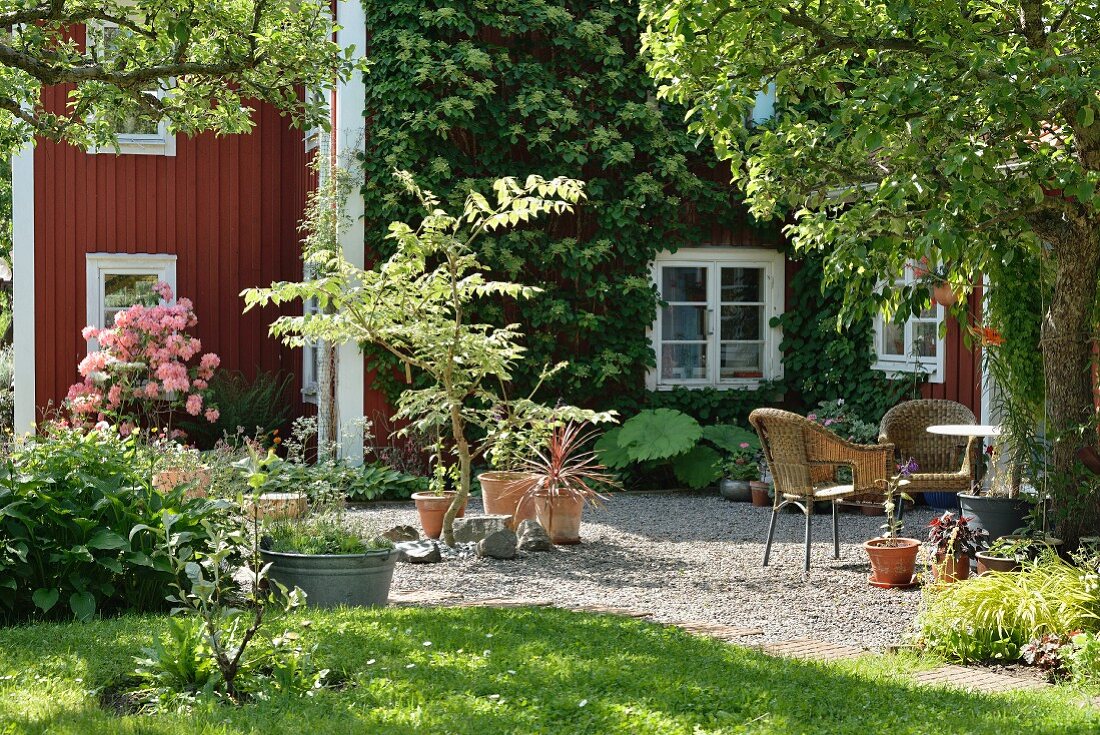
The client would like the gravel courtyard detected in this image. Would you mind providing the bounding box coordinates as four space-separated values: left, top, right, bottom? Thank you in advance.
348 493 939 651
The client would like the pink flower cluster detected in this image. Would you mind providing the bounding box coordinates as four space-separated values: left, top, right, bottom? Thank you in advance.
65 281 221 428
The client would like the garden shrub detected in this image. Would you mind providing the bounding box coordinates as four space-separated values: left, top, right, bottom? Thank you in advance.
914 552 1100 663
0 426 234 623
178 371 293 450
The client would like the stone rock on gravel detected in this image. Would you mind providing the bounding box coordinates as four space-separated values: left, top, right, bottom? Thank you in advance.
381 525 420 543
453 515 511 543
395 540 442 564
516 520 553 552
477 529 518 560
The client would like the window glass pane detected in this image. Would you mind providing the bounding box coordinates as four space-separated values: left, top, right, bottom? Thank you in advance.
913 321 938 357
719 343 762 379
103 273 159 327
720 267 762 303
661 266 707 302
661 344 707 381
99 27 161 136
661 305 706 341
720 305 762 341
881 321 904 356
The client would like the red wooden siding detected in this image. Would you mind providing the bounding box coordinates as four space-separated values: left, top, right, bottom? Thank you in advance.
921 287 983 417
34 86 312 419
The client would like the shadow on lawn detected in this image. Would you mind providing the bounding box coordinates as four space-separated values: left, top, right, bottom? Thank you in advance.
0 607 1095 734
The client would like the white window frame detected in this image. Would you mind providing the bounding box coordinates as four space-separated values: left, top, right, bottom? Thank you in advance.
86 254 177 342
304 87 330 153
648 247 785 390
872 269 946 383
86 22 177 157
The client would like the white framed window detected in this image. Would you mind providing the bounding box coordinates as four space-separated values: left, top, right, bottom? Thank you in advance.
304 87 330 153
86 254 177 336
648 248 785 390
301 296 321 404
86 23 176 156
872 269 945 383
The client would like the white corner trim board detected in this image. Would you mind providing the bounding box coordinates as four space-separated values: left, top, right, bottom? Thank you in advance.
333 0 366 463
12 144 35 432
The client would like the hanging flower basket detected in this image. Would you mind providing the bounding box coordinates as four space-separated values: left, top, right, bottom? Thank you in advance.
932 283 959 307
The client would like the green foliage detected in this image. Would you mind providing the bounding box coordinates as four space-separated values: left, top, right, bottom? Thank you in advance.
670 444 723 488
637 385 782 426
807 398 885 446
700 424 759 454
1066 631 1100 691
178 371 293 450
359 0 763 412
0 426 234 623
264 515 393 556
1 607 1099 733
916 553 1100 662
617 408 701 462
0 2 350 152
0 155 10 343
0 344 11 431
135 616 220 699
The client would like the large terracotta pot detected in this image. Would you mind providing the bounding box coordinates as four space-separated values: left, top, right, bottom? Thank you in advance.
531 493 586 545
478 472 537 528
412 492 467 540
863 537 920 587
245 492 308 521
933 551 971 583
975 551 1020 575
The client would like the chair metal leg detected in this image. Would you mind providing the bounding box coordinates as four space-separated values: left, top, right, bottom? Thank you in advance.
832 500 840 559
763 508 779 566
804 502 812 572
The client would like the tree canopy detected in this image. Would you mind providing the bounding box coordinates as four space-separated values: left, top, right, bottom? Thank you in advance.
642 0 1100 540
0 0 351 152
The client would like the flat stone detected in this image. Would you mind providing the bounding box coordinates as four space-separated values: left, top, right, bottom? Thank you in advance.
381 524 420 543
759 638 865 661
454 515 512 543
912 665 1047 693
674 621 766 640
477 529 518 560
516 519 554 552
394 540 442 564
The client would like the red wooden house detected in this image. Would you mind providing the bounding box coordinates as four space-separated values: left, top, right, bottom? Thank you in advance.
11 2 988 450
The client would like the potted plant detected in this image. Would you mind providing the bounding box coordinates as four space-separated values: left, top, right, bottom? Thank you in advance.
515 422 619 544
412 452 468 540
958 442 1035 541
863 459 921 588
926 511 988 583
260 513 396 608
718 442 758 501
975 535 1034 574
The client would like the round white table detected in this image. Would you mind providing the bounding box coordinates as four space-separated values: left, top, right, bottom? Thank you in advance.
926 424 1002 438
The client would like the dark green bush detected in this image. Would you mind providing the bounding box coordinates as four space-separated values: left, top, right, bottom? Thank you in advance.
261 458 428 502
0 426 234 623
179 371 293 450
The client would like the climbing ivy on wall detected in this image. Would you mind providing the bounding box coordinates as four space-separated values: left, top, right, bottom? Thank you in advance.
357 0 903 424
358 0 763 411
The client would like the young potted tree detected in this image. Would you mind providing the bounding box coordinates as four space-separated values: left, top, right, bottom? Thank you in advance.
926 511 988 583
515 422 619 544
246 172 598 546
863 458 921 588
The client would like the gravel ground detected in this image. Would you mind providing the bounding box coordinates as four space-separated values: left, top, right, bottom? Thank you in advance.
347 493 939 652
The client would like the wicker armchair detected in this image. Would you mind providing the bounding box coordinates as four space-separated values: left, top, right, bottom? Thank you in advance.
877 400 980 496
749 408 893 572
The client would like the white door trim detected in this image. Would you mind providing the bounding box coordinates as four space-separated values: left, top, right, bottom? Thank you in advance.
12 144 35 433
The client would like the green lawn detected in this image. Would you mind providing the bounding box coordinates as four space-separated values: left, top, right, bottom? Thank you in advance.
0 606 1096 734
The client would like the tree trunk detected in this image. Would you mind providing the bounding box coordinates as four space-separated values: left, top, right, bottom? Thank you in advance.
1042 224 1100 546
441 404 470 547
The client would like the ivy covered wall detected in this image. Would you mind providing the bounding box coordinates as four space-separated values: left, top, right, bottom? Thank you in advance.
357 0 902 423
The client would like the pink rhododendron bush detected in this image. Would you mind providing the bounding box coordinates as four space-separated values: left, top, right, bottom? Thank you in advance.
66 281 220 435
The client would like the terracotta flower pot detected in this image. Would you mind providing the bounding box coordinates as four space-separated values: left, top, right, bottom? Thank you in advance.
975 551 1021 575
934 551 971 583
412 492 467 540
153 466 212 499
750 481 772 507
531 493 586 545
245 492 308 521
478 472 537 528
863 537 920 587
932 283 959 306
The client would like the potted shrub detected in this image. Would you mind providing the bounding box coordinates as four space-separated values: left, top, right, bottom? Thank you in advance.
260 513 396 608
516 422 619 544
718 442 758 501
863 459 921 588
959 439 1035 541
975 535 1034 574
927 511 988 583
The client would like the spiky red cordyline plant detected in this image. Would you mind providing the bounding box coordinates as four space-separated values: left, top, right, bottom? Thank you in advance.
519 422 619 505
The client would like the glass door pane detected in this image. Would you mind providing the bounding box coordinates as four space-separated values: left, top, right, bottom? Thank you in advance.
718 266 765 379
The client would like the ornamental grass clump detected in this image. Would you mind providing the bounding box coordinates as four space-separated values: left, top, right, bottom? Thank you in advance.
914 552 1100 663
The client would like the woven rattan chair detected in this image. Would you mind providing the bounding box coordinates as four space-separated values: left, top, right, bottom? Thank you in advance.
877 400 979 496
750 408 893 571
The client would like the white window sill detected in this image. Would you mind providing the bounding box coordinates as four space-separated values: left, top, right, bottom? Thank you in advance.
872 359 942 384
89 137 176 156
301 386 319 405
